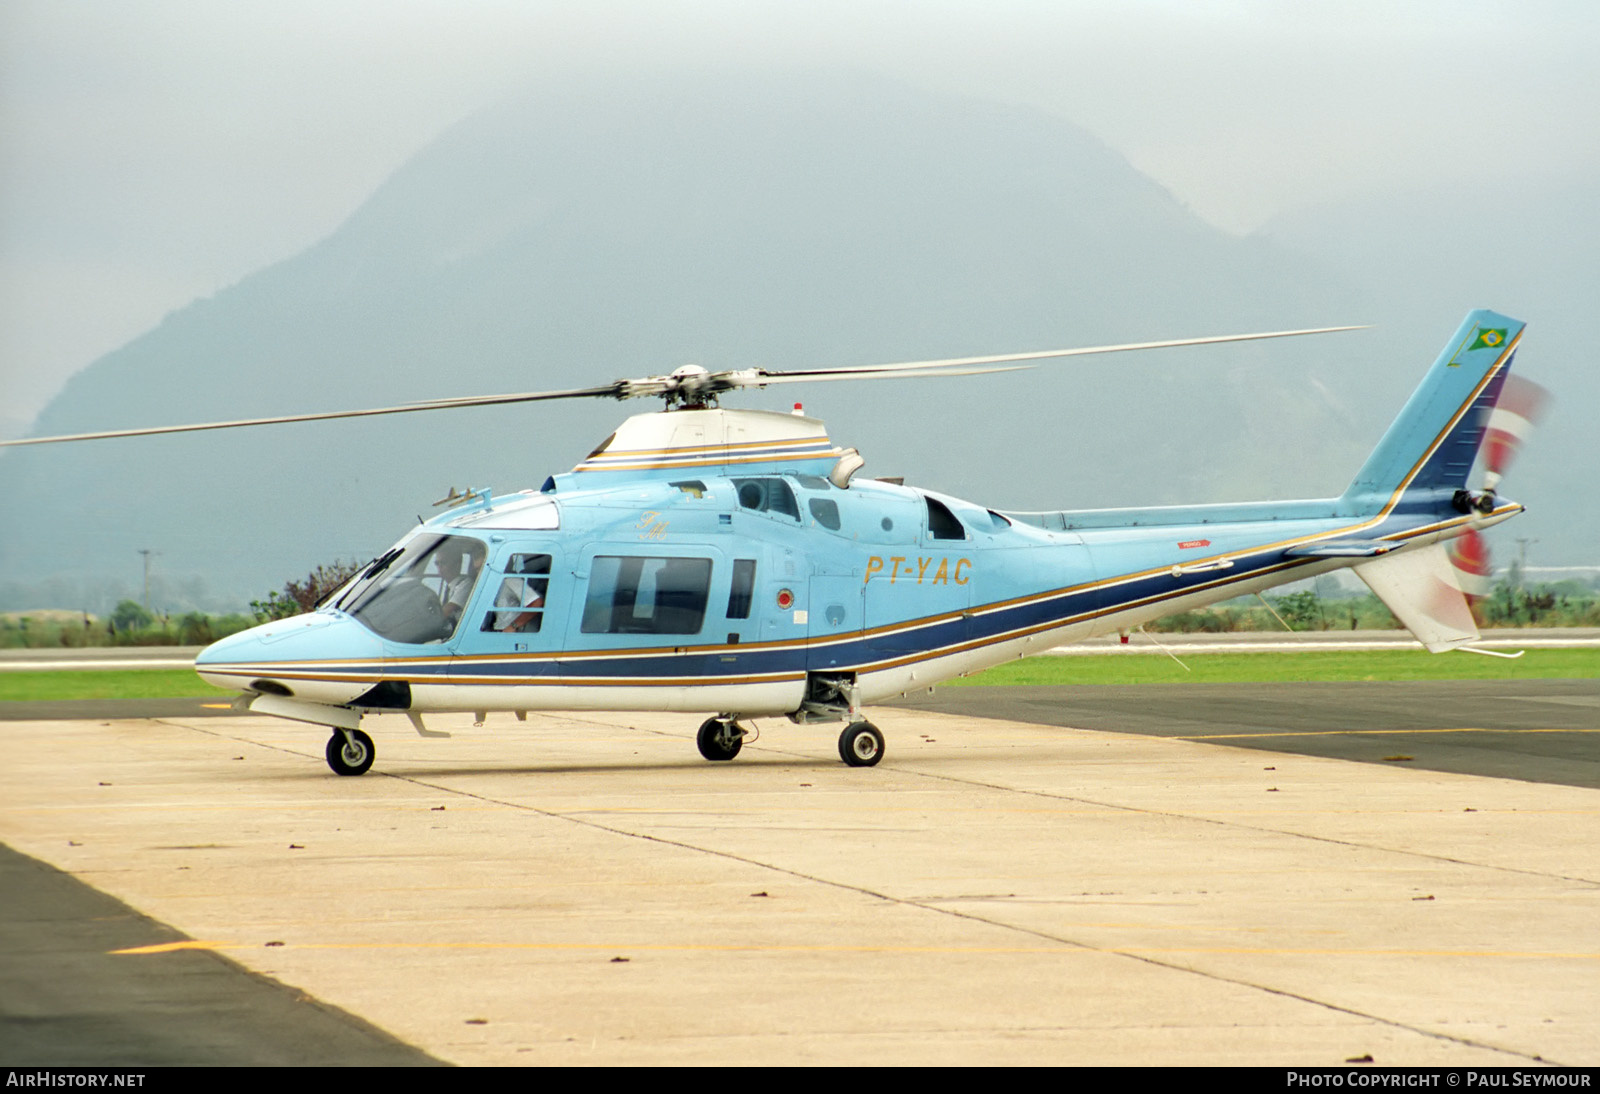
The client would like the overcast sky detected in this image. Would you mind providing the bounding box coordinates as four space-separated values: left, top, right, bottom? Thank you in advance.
3 0 1596 434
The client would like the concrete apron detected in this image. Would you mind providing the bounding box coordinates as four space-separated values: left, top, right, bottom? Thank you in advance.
2 707 1595 1066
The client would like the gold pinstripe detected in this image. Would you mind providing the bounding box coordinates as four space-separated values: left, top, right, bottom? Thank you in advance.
586 434 833 459
577 448 841 473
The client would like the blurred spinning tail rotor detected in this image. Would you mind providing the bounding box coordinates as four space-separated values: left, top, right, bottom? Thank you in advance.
1449 374 1551 600
1481 374 1550 492
1448 528 1494 600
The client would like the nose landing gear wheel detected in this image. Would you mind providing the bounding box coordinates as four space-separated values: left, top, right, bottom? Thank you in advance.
696 717 744 761
326 728 375 776
838 721 884 767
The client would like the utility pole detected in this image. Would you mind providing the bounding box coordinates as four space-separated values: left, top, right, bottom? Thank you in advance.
137 548 158 610
1514 539 1537 591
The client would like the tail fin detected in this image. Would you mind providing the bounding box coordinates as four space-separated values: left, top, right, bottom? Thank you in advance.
1339 309 1525 515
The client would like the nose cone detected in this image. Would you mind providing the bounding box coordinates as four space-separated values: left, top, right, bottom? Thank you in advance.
197 611 386 705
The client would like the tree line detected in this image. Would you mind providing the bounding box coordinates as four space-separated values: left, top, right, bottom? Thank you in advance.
4 561 1597 648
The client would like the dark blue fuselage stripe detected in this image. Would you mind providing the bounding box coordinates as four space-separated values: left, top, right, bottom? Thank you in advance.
215 507 1471 686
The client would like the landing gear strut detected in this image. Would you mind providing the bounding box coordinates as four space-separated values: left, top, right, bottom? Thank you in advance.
696 717 745 762
325 728 375 776
837 721 884 767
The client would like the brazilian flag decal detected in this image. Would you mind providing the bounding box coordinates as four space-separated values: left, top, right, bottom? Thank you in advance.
1469 328 1508 351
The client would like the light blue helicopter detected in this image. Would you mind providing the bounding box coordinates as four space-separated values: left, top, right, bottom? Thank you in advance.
5 310 1532 774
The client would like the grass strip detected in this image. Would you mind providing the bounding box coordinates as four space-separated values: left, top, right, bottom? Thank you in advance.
0 670 235 703
948 647 1600 686
1 648 1596 702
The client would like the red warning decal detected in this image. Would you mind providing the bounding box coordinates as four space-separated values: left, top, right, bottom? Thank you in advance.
1177 539 1211 549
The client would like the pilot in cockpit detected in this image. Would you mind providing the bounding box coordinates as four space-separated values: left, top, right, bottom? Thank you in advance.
435 543 485 632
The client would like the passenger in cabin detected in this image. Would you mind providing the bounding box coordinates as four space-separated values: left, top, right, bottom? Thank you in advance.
491 554 550 633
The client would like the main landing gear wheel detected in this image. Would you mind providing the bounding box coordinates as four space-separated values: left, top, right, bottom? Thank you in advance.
838 721 884 767
696 717 744 762
325 728 375 776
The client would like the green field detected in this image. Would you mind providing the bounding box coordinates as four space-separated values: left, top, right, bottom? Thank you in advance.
1 646 1596 704
0 669 234 702
948 647 1600 686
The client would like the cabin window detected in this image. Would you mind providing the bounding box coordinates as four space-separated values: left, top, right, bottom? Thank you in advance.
581 556 713 635
732 477 799 520
482 553 552 634
727 559 756 619
926 497 966 541
808 497 841 531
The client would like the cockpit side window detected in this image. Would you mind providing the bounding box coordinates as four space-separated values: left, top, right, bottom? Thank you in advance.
482 553 552 634
340 534 487 644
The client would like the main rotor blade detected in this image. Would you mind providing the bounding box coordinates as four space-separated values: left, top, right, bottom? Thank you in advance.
750 325 1368 383
730 363 1032 388
2 323 1364 448
0 383 626 447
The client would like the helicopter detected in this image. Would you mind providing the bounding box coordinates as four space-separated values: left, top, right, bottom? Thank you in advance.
3 309 1534 776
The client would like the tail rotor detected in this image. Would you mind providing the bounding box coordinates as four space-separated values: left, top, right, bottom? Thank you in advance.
1482 374 1550 492
1448 528 1494 600
1448 374 1550 599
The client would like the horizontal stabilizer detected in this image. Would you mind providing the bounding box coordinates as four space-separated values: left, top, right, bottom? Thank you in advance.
1285 540 1398 559
1353 543 1480 653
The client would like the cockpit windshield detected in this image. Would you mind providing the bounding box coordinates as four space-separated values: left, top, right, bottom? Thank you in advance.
333 534 486 644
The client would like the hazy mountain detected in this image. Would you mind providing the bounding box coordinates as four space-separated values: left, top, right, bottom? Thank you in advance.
7 69 1540 612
